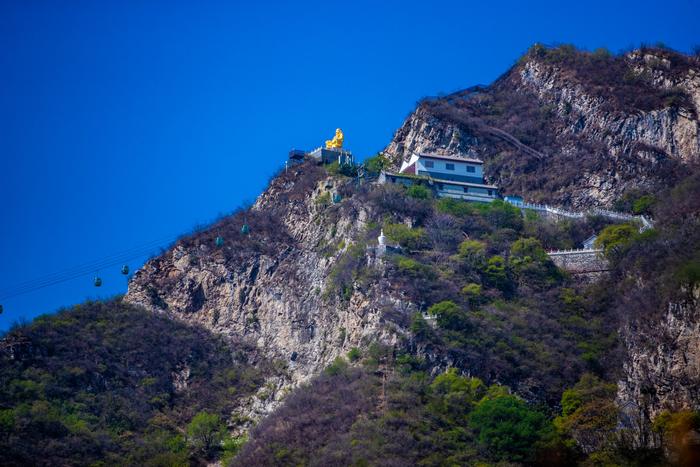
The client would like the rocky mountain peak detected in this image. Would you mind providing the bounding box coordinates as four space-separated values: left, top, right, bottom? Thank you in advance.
384 45 700 209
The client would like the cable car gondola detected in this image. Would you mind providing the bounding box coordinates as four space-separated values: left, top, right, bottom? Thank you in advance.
121 265 130 275
240 224 250 235
0 304 3 315
333 193 342 204
215 236 225 247
94 276 103 287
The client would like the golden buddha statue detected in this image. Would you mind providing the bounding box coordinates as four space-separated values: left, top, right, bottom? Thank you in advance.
325 128 344 149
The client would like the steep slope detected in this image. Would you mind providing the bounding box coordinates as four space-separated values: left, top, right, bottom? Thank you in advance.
8 45 699 466
125 162 407 416
610 173 700 448
385 45 700 208
126 158 627 417
0 301 268 466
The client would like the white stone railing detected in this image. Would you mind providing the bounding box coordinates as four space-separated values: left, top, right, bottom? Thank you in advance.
547 248 603 256
505 200 585 218
504 199 653 230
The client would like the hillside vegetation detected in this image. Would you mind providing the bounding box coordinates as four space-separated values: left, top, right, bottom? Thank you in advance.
0 301 268 466
3 45 700 467
233 165 700 466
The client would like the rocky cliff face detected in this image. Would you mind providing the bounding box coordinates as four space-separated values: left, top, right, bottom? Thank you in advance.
618 286 700 447
123 47 700 447
125 162 405 423
384 46 700 208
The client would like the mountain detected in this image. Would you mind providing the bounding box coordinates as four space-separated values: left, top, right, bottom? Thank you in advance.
2 45 699 466
0 301 269 466
385 45 700 208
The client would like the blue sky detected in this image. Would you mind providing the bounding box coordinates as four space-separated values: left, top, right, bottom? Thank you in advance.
0 0 697 331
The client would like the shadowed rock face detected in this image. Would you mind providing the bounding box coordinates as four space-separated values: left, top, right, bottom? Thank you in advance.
125 162 407 422
384 47 699 209
618 286 700 447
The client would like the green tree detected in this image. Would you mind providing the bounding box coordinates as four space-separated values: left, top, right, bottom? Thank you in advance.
363 153 389 175
186 411 226 455
384 223 429 250
429 369 486 422
427 301 469 331
653 409 700 463
484 256 510 291
396 257 433 279
469 394 552 462
458 240 486 262
554 374 618 453
594 223 638 256
461 283 482 306
436 198 475 217
510 237 561 286
482 200 523 230
510 237 548 264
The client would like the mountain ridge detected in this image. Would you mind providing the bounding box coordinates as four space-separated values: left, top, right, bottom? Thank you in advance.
384 45 700 208
2 44 700 466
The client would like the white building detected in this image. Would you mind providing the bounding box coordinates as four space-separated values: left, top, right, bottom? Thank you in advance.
380 153 498 203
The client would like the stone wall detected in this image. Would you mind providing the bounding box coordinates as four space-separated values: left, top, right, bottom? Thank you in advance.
548 249 609 274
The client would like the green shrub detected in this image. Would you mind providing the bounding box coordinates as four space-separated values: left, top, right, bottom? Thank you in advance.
427 300 469 331
384 223 429 250
653 410 700 441
478 199 523 230
0 409 15 434
406 184 431 200
510 237 548 263
316 192 331 207
326 161 357 177
436 198 475 217
470 395 552 462
363 153 390 175
410 313 434 340
186 411 226 454
461 283 482 304
458 239 486 259
221 435 248 465
396 257 432 279
324 357 349 376
632 194 656 214
676 260 700 287
347 347 362 362
592 47 612 60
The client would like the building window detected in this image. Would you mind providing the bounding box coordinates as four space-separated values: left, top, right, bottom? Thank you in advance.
467 165 476 173
445 163 455 170
437 183 444 190
463 186 469 193
424 160 434 168
487 190 493 196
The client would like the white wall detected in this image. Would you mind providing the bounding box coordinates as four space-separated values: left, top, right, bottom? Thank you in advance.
417 158 483 179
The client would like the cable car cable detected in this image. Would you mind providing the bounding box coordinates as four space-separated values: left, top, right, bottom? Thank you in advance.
0 234 177 293
0 234 181 301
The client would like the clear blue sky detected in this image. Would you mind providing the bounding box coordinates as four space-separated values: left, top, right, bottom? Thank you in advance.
1 0 697 331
